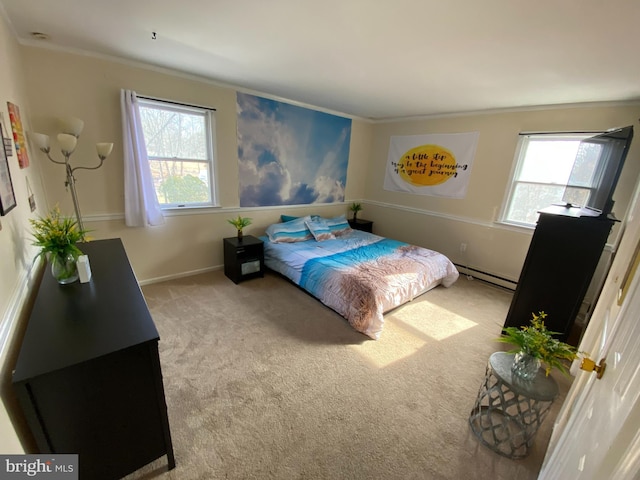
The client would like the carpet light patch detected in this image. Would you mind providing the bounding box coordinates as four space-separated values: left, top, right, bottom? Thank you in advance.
391 302 478 341
349 324 426 368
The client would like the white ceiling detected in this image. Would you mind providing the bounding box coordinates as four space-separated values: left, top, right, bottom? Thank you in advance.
1 0 639 120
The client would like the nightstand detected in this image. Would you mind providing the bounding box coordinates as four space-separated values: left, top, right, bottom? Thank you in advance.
223 235 264 284
348 218 373 233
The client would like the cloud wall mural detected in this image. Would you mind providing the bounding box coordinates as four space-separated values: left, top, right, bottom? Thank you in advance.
236 92 352 207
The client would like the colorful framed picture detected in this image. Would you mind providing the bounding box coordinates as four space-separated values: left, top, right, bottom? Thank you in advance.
7 101 29 168
0 123 17 215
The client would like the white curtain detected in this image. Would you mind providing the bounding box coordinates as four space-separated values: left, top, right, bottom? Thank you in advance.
120 89 165 227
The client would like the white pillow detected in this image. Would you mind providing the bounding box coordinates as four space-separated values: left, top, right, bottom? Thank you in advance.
266 216 313 243
305 219 336 241
324 214 352 237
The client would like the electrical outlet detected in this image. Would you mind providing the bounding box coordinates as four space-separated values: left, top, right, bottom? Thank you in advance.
460 243 467 253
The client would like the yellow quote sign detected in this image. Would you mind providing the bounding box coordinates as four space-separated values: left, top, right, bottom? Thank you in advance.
391 144 468 187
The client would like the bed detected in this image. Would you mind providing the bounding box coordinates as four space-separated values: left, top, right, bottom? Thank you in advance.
261 214 459 339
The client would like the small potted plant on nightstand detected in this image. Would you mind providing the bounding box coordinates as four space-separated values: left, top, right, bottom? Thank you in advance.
349 202 362 221
228 215 252 240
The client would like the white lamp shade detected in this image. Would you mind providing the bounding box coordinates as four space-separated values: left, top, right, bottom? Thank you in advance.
31 132 50 151
96 142 114 159
59 116 84 137
57 133 78 155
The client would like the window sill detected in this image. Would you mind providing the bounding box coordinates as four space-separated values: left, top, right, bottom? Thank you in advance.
494 220 536 234
161 205 222 216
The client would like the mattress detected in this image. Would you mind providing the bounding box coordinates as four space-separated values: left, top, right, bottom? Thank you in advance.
261 230 459 339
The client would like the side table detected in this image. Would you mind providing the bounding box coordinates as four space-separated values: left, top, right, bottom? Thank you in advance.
348 218 373 233
223 235 264 284
468 352 559 459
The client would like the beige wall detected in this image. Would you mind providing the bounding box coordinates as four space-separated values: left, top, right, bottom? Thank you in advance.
1 42 373 450
21 45 640 286
363 106 640 283
20 46 373 282
0 16 48 453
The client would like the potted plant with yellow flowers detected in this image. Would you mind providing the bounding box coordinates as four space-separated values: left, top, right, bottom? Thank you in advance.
497 311 579 380
30 206 89 284
227 215 252 240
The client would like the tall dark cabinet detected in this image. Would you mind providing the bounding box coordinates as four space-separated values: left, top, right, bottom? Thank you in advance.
503 205 615 343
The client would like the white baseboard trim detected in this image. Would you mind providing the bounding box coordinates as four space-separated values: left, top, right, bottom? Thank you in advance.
0 262 43 371
455 265 517 291
138 264 223 286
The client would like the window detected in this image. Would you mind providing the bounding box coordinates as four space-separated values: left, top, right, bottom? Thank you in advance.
501 133 597 227
138 98 217 208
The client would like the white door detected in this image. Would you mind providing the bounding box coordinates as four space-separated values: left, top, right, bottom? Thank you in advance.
538 192 640 479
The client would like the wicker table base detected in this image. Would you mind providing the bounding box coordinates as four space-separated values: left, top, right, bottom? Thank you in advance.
469 352 559 459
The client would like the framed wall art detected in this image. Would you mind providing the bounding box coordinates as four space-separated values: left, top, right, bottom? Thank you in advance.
0 123 17 215
7 101 29 168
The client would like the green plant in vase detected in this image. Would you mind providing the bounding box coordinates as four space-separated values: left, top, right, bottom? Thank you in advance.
228 215 252 240
349 202 362 221
497 311 579 379
30 206 89 284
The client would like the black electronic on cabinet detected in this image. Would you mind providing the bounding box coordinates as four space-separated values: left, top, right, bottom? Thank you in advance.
503 205 615 343
12 239 175 480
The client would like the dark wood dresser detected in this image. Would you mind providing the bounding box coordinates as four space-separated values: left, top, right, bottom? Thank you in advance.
12 238 175 480
503 206 615 344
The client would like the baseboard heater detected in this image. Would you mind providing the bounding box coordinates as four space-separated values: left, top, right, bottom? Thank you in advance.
454 264 517 291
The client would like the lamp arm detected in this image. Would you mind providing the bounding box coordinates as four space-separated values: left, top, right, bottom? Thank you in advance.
70 157 106 174
43 150 67 166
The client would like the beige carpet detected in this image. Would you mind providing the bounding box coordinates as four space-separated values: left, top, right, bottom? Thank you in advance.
125 270 572 480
